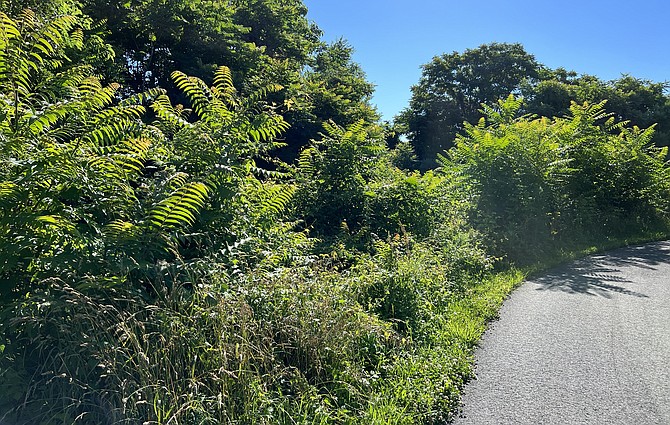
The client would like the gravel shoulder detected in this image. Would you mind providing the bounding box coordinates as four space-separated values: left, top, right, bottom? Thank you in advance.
454 241 670 425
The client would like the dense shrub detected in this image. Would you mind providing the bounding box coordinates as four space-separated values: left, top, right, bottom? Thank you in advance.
365 169 440 238
294 120 385 236
0 10 294 300
0 269 398 424
294 121 444 241
441 96 670 263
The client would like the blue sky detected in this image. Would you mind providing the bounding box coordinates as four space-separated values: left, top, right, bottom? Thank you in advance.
304 0 670 121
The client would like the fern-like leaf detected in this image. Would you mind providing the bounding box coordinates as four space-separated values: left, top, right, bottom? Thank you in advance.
148 182 209 230
151 94 191 130
103 219 139 240
212 65 236 106
171 70 211 119
259 184 295 216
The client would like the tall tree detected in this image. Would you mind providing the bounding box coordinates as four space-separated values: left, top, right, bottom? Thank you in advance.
0 0 80 16
231 0 320 66
77 0 380 159
524 72 670 147
280 39 379 160
81 0 256 92
0 7 294 298
397 43 539 168
77 0 325 99
6 0 381 161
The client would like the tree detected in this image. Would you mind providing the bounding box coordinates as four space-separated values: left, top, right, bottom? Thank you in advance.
231 0 320 66
80 0 256 93
0 8 156 297
0 0 80 16
5 0 381 162
78 0 382 160
0 8 293 300
440 96 670 263
78 0 325 96
524 72 670 147
606 76 670 147
294 120 384 235
397 43 539 168
280 39 379 160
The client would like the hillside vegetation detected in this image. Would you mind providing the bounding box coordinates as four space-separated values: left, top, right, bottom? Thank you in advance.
1 4 669 424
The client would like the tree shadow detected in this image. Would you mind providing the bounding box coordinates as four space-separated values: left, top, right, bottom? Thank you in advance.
532 241 670 298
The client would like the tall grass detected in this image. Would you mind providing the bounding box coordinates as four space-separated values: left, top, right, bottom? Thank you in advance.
0 267 399 424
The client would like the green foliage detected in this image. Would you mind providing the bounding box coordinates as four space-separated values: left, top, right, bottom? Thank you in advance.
397 43 540 168
294 120 438 240
305 39 377 126
2 6 670 425
400 44 670 169
7 0 380 163
523 71 670 147
295 120 385 235
0 0 81 17
0 10 294 300
358 233 489 336
365 169 440 239
0 9 156 296
280 38 380 161
231 0 320 66
441 96 670 263
0 9 350 424
0 276 390 423
82 0 249 91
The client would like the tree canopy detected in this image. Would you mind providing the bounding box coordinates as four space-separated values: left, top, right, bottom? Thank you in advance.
399 44 670 169
397 42 539 168
77 0 378 160
523 72 670 147
280 39 380 160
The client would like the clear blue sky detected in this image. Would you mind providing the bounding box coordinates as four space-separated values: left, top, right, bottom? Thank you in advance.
304 0 670 121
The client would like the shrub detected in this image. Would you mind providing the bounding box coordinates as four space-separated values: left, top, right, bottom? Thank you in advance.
0 266 401 424
365 169 441 239
294 120 386 236
440 96 670 263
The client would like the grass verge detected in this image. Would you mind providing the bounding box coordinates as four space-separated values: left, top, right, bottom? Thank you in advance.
1 233 668 424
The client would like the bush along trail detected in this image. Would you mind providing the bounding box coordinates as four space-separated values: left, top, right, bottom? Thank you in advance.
1 7 670 425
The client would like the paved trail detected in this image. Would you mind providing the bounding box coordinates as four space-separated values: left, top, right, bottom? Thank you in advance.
454 241 670 424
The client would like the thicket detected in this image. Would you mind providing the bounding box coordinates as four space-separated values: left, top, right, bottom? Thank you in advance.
441 96 670 263
1 6 669 425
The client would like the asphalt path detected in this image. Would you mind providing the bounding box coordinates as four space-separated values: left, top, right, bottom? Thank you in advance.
454 241 670 424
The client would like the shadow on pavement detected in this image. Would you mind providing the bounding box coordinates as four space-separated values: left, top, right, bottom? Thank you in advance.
532 241 670 298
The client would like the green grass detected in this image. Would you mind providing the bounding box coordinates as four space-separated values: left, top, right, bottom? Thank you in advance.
5 230 669 424
361 229 670 424
361 269 526 424
2 229 668 424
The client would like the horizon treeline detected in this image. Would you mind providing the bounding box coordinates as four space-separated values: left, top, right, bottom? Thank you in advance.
396 42 670 169
3 0 668 168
